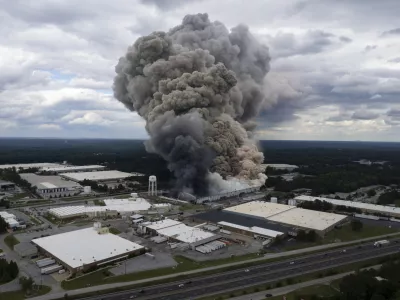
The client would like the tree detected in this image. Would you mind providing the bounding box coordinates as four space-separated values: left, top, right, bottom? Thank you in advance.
351 219 363 232
367 189 376 197
19 276 34 293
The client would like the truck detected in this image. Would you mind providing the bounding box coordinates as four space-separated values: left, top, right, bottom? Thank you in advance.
37 259 56 268
41 265 63 275
374 240 390 247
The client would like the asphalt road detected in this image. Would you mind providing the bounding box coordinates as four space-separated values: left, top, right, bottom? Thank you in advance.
75 239 400 300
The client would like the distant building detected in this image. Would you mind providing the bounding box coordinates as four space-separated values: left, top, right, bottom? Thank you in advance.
60 170 135 183
20 173 82 199
0 180 15 191
39 165 106 174
262 164 299 171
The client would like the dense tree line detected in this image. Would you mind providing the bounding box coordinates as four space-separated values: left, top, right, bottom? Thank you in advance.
378 190 400 205
0 168 36 194
0 259 19 284
297 199 362 214
0 216 8 233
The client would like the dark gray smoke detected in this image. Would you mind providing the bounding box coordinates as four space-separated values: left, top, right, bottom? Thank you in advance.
113 13 270 195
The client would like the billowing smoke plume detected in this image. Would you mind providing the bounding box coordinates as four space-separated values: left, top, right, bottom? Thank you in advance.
113 13 270 196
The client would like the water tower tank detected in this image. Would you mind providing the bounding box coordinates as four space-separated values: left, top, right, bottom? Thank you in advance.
149 176 157 182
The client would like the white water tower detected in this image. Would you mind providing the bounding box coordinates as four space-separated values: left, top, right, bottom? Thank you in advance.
148 175 157 196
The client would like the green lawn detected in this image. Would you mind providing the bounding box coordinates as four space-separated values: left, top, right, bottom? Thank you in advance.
285 223 399 251
266 284 338 300
8 193 30 201
109 227 121 235
0 286 51 300
30 216 42 225
93 199 105 206
62 253 259 290
4 235 20 250
325 223 398 242
0 249 3 253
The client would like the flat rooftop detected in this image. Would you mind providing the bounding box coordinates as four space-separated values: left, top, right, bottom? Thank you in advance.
20 173 81 189
174 228 215 244
145 219 183 231
295 195 400 215
224 201 295 219
104 198 153 212
60 170 133 182
267 207 347 231
0 163 64 170
40 165 105 172
217 221 284 238
49 206 111 217
32 227 144 269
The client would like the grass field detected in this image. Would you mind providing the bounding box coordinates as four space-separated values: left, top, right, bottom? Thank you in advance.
0 286 51 300
93 199 105 206
8 192 30 201
285 223 398 250
113 194 131 199
266 284 338 300
109 227 121 235
4 235 20 250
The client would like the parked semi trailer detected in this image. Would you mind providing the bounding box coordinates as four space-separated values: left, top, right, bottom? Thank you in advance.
41 265 63 275
37 259 56 268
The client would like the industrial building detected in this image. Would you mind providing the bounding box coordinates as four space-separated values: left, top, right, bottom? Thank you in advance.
14 242 38 258
32 223 144 274
261 164 299 171
0 211 20 229
0 180 15 191
222 201 348 235
48 206 118 219
48 198 171 219
20 173 82 199
0 163 64 170
294 195 400 218
196 185 262 204
139 219 219 249
60 170 134 183
217 221 284 239
39 165 106 174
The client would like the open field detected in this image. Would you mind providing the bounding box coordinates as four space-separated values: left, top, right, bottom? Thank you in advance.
265 284 338 300
0 286 51 300
285 223 398 250
109 227 121 235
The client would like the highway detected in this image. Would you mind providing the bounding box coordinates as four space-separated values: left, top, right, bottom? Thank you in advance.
75 239 400 300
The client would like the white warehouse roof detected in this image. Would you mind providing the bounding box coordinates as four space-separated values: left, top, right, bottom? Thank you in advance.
60 170 133 182
268 208 347 231
104 198 152 212
49 206 111 218
145 219 182 231
0 163 64 170
224 201 347 232
40 165 105 172
32 227 144 269
174 228 215 244
295 195 400 215
217 221 284 238
224 201 295 219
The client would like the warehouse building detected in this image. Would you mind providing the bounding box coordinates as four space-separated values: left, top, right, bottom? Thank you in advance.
217 221 284 239
39 165 106 174
222 201 347 236
0 211 20 229
32 223 144 274
60 170 134 183
0 180 15 191
0 163 64 171
20 173 82 199
261 164 299 171
48 198 171 219
140 219 219 249
294 195 400 218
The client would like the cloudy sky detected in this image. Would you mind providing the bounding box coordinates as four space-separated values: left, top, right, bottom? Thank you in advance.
1 0 399 141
